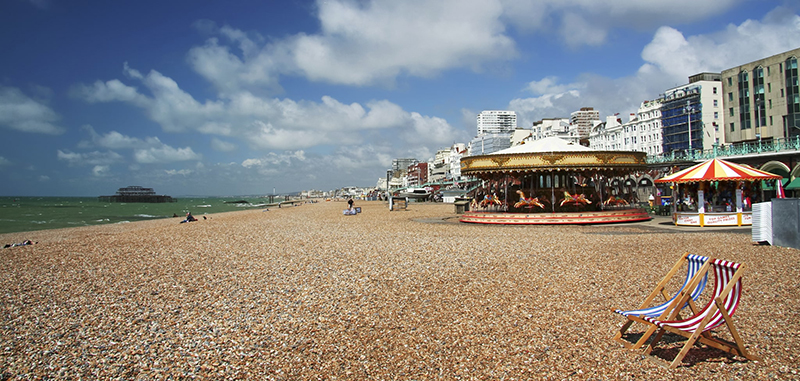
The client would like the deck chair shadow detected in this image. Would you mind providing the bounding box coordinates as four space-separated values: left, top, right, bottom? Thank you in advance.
643 259 761 369
612 253 709 349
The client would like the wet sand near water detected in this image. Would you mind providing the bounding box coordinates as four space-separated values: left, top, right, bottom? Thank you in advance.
1 201 798 379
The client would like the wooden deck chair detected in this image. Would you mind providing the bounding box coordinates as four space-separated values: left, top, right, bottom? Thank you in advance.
643 259 761 369
612 253 710 349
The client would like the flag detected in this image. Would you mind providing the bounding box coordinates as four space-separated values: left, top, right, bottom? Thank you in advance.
776 179 785 199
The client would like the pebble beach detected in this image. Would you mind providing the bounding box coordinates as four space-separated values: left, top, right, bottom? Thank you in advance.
1 201 799 380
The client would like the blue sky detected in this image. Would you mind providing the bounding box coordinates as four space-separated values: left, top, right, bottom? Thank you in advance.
1 0 799 197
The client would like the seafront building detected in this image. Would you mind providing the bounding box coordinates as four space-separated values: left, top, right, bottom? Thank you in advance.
469 110 517 155
586 73 721 156
659 73 724 154
406 162 429 187
449 143 467 181
428 149 451 184
570 107 601 137
588 115 624 151
476 110 517 134
722 47 800 144
590 100 664 155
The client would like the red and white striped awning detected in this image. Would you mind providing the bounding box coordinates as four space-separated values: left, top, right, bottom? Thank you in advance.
655 158 783 184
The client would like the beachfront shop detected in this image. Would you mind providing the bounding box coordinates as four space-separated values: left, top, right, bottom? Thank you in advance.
655 158 783 227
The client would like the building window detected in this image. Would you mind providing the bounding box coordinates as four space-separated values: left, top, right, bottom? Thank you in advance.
727 77 733 86
770 116 773 126
714 111 719 119
768 83 772 92
786 57 799 114
769 99 772 109
713 99 718 107
738 71 751 130
729 108 734 117
768 66 771 76
753 67 766 127
730 122 735 132
728 92 733 102
713 87 718 94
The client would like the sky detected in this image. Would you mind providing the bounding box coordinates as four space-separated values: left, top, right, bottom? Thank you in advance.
1 0 799 197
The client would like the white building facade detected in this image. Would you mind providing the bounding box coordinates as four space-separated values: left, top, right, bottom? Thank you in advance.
570 107 601 137
477 110 517 134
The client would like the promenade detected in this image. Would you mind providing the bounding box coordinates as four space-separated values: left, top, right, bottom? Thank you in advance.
1 201 796 379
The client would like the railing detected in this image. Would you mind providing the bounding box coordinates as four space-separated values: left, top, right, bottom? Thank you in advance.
646 135 800 164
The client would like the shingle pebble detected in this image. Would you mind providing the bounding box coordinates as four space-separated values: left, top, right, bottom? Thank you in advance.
1 201 797 380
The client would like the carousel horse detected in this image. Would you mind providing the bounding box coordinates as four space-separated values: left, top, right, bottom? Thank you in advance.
560 191 592 207
514 190 547 209
480 193 503 208
603 195 629 206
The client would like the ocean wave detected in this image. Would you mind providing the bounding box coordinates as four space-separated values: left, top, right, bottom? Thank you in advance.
133 214 159 218
95 218 111 222
195 204 212 208
115 221 131 224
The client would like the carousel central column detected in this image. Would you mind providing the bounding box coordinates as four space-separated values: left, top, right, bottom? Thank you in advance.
698 182 705 227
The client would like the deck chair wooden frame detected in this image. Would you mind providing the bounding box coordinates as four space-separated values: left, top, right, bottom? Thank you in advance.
643 259 761 369
612 252 710 349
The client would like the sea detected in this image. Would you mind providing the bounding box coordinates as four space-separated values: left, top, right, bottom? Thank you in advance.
0 196 277 235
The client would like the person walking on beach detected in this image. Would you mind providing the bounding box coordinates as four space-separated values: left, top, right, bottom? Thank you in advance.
347 198 354 210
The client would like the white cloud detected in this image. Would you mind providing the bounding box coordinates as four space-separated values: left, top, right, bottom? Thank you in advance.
0 156 10 168
509 9 800 125
210 137 237 152
187 0 516 89
75 65 460 151
71 79 145 104
525 76 583 96
57 150 124 167
165 169 194 176
0 85 64 135
641 9 800 82
134 145 201 164
92 165 110 177
500 0 745 47
241 150 306 168
80 125 151 149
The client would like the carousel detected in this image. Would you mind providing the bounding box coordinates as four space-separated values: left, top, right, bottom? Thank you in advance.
654 158 783 227
459 137 651 224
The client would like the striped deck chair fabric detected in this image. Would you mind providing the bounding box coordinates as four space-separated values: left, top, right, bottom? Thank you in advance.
612 253 709 349
643 259 760 368
615 254 709 318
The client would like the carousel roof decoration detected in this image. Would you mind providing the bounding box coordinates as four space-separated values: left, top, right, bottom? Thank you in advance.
654 158 783 184
460 137 648 176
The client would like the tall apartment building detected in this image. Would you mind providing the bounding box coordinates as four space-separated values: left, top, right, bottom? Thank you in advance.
659 73 724 154
477 110 517 134
570 107 601 137
722 47 800 143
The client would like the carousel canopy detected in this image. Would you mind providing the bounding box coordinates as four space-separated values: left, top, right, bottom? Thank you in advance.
492 137 591 154
654 158 783 184
461 137 647 176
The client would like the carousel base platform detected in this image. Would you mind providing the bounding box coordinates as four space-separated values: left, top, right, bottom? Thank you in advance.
460 208 651 225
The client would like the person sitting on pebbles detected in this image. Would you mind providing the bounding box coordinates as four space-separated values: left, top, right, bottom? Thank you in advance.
180 212 198 223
